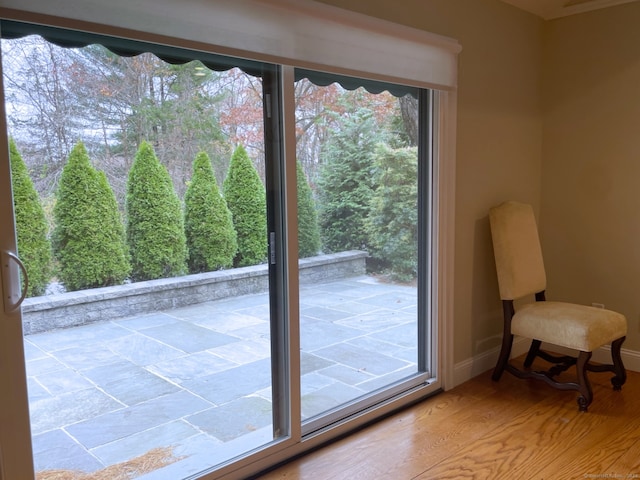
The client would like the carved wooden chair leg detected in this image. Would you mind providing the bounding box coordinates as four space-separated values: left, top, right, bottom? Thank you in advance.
523 339 541 368
576 351 593 412
492 333 513 381
493 300 515 381
610 336 627 390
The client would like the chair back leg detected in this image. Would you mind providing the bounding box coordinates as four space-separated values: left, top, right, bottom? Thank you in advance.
492 300 515 381
610 336 627 390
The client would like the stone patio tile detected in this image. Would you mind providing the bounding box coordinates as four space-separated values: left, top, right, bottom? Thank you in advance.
91 419 203 465
234 303 270 320
186 396 272 442
26 355 67 377
30 387 123 435
27 321 131 352
148 351 237 384
312 342 410 376
301 382 365 419
115 312 179 331
82 359 150 385
393 346 418 363
136 430 274 480
27 377 52 402
52 344 124 371
99 369 181 406
140 321 238 353
23 339 47 361
369 322 419 349
190 312 265 334
224 320 271 340
301 279 372 297
169 302 222 319
34 367 94 396
217 292 269 310
66 390 212 449
32 429 104 474
299 290 353 307
300 371 336 395
300 318 363 351
347 333 416 358
335 309 414 332
182 358 271 405
330 301 385 315
300 351 335 375
104 333 185 366
208 338 270 364
361 290 417 309
357 364 419 392
316 363 374 386
300 305 354 322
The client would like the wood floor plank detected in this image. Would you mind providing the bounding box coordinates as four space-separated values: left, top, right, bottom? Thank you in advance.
259 364 640 480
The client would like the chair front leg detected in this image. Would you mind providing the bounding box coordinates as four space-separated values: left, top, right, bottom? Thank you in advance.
576 350 593 412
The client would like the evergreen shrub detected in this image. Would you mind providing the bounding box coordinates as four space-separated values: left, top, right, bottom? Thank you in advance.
366 144 418 282
51 142 130 291
9 139 52 296
223 145 267 267
296 159 321 258
184 151 237 273
126 141 187 281
317 110 377 253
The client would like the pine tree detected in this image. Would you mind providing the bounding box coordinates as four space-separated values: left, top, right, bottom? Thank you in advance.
126 141 187 281
223 145 267 267
317 109 377 253
366 144 418 281
296 159 321 258
9 139 52 297
184 151 237 273
51 142 130 291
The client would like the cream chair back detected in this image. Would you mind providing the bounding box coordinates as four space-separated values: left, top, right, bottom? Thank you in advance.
489 201 546 300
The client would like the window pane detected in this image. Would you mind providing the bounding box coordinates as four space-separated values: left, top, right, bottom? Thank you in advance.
295 76 426 427
3 32 279 478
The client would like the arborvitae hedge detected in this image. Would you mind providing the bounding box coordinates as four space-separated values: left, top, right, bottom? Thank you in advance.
296 159 321 258
9 139 52 297
317 110 377 253
126 141 187 281
366 144 418 281
184 151 237 273
223 145 267 267
51 142 130 291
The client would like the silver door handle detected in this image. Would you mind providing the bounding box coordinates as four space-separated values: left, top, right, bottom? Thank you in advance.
1 250 28 313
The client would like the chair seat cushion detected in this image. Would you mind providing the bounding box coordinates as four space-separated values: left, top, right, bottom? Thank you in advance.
512 301 627 351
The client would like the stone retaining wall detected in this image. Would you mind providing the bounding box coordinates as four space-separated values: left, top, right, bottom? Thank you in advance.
22 250 367 335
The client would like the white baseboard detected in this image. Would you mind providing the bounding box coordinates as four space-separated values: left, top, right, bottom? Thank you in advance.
451 338 640 389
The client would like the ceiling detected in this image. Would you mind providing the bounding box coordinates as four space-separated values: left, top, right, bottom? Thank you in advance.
500 0 639 19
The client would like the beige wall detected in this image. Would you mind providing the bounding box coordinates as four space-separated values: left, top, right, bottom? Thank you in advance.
317 0 544 364
542 2 640 352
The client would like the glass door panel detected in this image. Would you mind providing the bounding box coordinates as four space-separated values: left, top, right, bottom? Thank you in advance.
294 75 432 430
1 27 284 479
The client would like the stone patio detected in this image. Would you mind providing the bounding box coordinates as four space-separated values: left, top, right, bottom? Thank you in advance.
24 275 417 477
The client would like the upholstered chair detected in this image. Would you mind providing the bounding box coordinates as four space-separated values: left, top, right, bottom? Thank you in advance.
489 201 627 411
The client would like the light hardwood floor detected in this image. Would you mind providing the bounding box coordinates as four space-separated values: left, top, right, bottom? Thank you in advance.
258 359 640 479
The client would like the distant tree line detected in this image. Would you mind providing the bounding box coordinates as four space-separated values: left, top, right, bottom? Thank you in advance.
6 36 420 296
12 140 315 295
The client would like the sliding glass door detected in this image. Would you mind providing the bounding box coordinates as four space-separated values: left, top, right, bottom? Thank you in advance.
0 23 289 479
294 72 435 433
0 17 442 480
